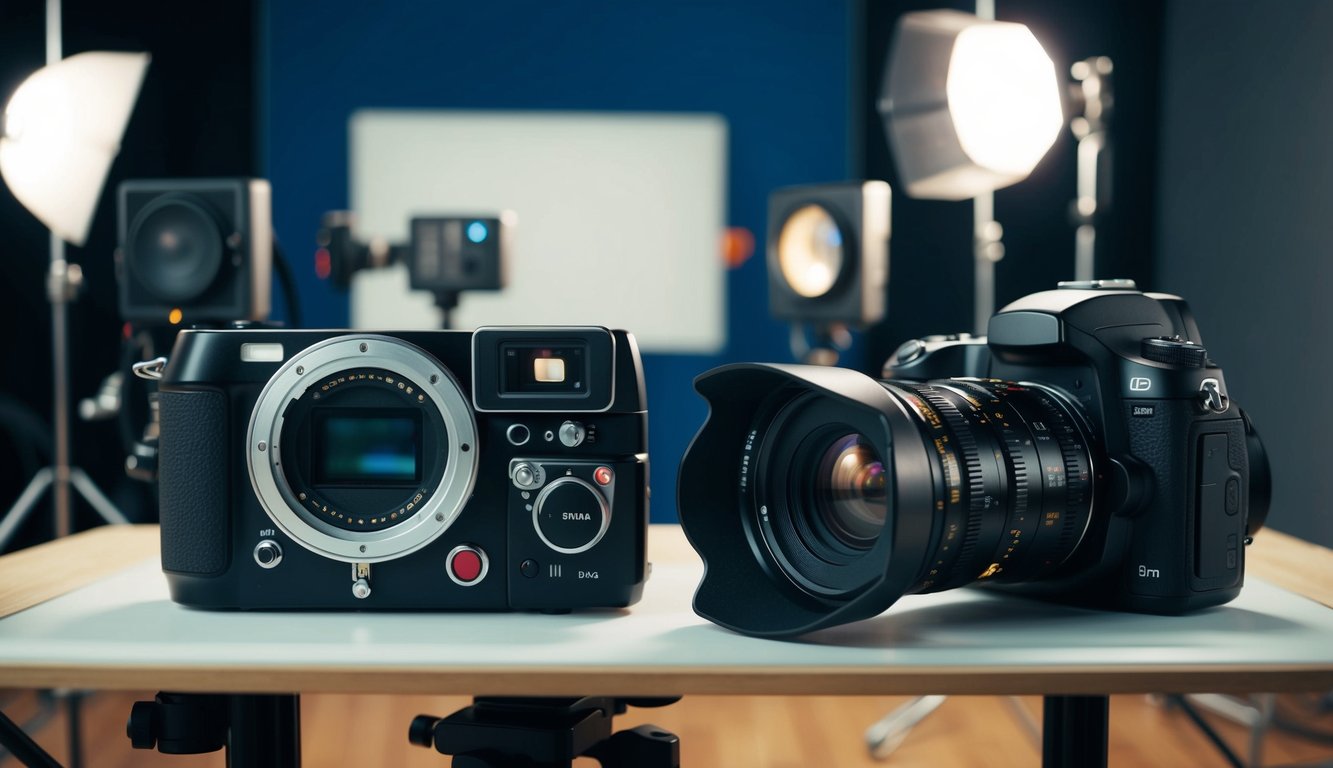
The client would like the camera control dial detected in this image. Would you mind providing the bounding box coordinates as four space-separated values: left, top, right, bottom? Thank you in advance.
558 421 586 447
511 462 544 490
533 477 610 554
1141 336 1209 367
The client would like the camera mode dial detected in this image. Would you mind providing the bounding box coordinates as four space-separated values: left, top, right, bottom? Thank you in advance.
533 477 610 554
1141 336 1209 368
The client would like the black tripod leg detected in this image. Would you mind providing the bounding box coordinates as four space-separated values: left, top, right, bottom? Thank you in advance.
226 694 301 768
1042 695 1108 768
0 708 63 768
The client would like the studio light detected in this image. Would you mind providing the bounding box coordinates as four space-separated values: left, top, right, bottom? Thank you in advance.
878 8 1065 335
776 204 845 299
1 51 150 246
0 41 148 550
878 9 1063 201
767 181 890 365
768 181 889 328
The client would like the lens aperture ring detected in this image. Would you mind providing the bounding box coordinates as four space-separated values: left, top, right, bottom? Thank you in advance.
882 385 968 591
948 380 1047 582
887 382 1012 592
912 386 986 583
1050 402 1094 563
1002 383 1095 576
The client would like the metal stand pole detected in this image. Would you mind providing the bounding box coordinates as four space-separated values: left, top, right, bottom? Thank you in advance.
1041 695 1108 768
1069 57 1114 283
63 693 81 768
973 192 1004 336
227 695 301 768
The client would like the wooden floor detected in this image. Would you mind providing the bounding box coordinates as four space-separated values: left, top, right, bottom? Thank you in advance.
2 690 1331 767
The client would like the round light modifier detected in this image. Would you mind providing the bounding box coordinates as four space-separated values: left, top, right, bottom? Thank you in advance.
777 205 844 298
945 22 1063 177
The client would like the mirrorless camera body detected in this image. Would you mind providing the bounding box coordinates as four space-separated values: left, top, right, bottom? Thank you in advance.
679 280 1270 638
155 326 648 612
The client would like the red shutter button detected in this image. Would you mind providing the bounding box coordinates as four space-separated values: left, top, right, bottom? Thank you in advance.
447 545 488 586
594 466 613 486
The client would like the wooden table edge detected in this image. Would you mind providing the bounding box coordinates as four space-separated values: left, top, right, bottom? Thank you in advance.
1 663 1329 697
2 524 1328 614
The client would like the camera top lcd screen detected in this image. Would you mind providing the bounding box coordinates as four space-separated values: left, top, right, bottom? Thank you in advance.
472 327 615 412
501 343 587 395
312 409 423 485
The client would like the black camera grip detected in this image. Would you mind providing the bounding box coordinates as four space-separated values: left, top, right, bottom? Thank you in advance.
158 389 229 575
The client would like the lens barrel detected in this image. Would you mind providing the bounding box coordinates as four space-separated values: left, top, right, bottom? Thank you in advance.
678 363 1098 637
878 379 1094 593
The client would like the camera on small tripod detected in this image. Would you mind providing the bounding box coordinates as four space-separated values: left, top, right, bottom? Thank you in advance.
317 209 514 327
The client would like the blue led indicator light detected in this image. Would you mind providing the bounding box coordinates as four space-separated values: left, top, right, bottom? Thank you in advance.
467 221 488 243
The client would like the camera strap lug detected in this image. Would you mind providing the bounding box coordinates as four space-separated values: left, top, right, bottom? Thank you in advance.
133 356 168 381
1199 378 1229 413
351 563 372 600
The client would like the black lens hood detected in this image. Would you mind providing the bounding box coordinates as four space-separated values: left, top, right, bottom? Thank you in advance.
677 363 935 639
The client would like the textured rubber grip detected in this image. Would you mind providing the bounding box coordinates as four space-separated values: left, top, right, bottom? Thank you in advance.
158 389 229 575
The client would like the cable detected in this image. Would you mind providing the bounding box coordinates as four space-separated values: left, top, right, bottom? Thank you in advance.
272 240 304 328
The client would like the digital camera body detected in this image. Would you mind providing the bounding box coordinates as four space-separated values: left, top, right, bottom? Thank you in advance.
155 326 648 612
882 280 1269 614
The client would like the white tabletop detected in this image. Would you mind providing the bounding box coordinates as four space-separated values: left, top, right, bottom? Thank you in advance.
0 534 1330 696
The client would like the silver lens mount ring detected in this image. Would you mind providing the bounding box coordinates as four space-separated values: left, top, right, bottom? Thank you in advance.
246 335 478 563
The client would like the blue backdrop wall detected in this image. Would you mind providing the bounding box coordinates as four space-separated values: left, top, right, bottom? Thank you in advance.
263 0 853 522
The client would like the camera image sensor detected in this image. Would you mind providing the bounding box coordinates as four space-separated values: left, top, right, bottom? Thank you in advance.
313 409 423 484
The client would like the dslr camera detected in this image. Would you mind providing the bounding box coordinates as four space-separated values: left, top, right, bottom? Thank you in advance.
151 326 648 612
679 281 1270 638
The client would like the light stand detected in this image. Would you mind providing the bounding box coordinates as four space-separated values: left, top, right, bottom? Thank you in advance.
0 255 129 549
0 1 147 550
872 3 1092 757
1069 56 1114 282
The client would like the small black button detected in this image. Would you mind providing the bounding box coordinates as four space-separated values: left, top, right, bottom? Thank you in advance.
506 423 530 446
1225 478 1240 516
520 559 539 578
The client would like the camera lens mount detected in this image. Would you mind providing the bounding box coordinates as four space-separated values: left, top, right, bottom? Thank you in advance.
247 335 478 563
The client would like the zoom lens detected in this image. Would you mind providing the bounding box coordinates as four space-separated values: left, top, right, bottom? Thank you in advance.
750 377 1094 601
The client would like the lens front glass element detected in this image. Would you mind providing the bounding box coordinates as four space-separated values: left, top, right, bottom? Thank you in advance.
815 433 888 548
777 204 844 298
